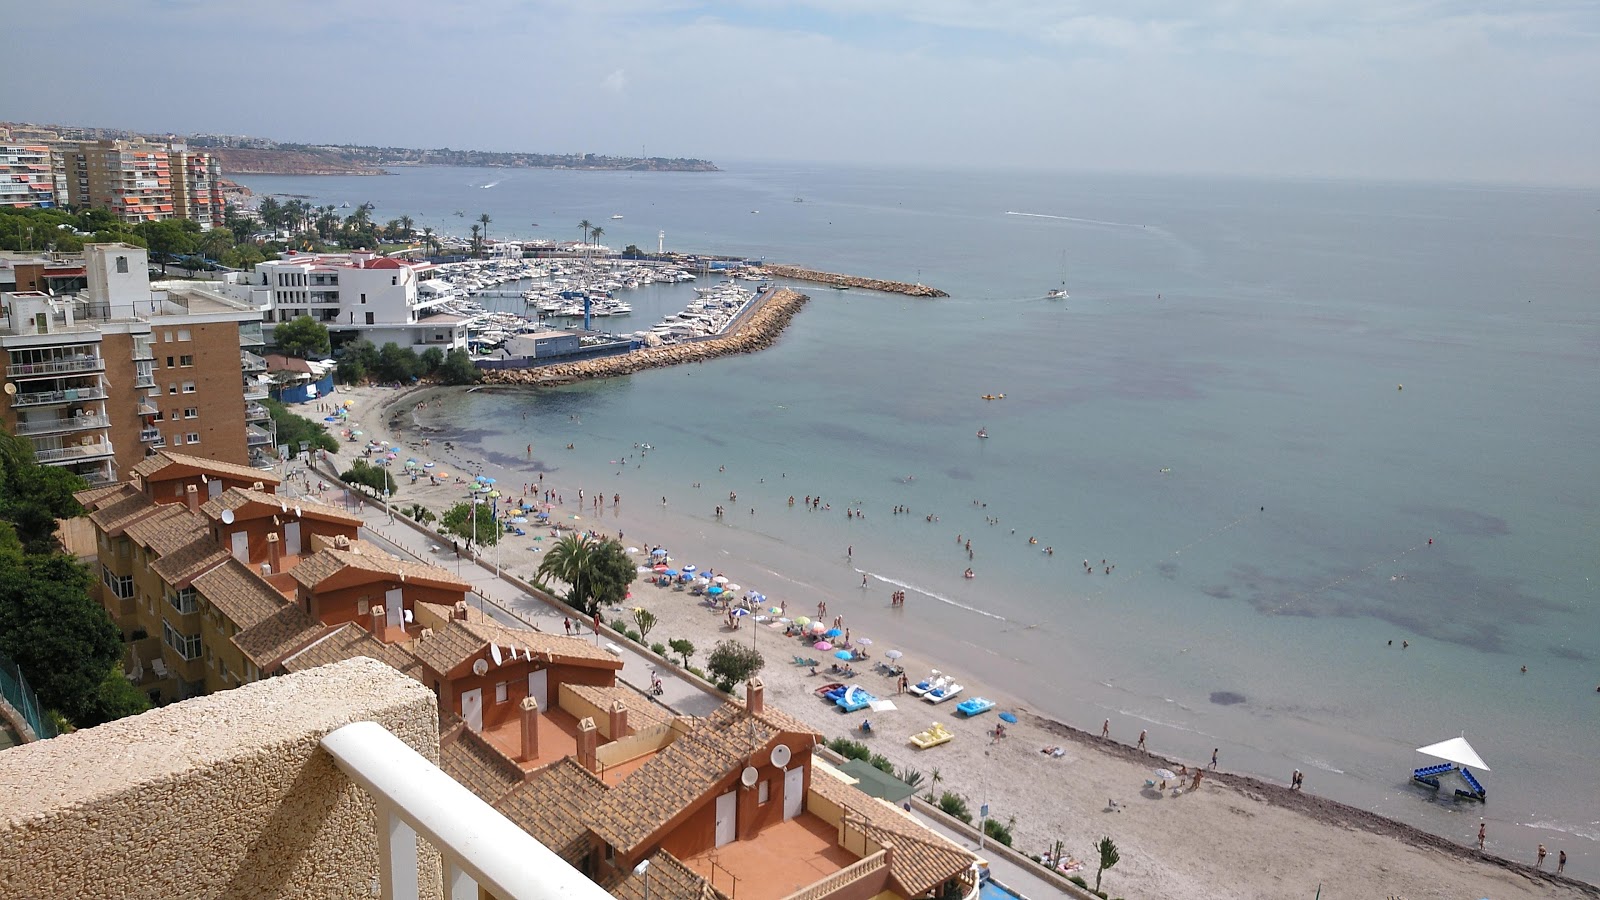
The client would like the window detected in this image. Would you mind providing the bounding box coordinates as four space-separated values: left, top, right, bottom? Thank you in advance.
179 355 194 367
184 407 198 419
166 356 175 368
177 329 191 341
360 293 367 303
102 565 133 599
495 682 508 704
181 381 195 393
167 587 197 615
758 780 770 805
167 383 177 395
174 484 184 498
185 432 200 444
170 434 183 446
164 331 173 342
357 599 370 616
162 620 202 660
365 312 374 325
115 256 129 274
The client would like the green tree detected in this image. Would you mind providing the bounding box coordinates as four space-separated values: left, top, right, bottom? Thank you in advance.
274 315 332 358
422 226 438 256
705 639 764 692
631 607 657 641
419 346 445 375
221 244 265 270
258 196 285 231
399 215 414 241
374 342 421 383
589 226 604 250
438 348 479 385
1095 836 1120 893
536 534 633 617
262 399 338 453
0 429 87 555
478 212 491 247
403 503 436 524
469 224 482 257
937 791 972 824
577 219 593 248
668 638 696 667
623 244 642 258
136 218 198 274
441 500 500 547
341 459 397 497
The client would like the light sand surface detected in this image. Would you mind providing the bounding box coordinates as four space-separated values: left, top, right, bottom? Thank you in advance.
312 383 1594 900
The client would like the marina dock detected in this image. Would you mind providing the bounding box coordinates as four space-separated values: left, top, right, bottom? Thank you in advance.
760 264 948 297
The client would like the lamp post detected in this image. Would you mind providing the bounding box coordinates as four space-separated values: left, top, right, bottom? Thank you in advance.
633 859 651 900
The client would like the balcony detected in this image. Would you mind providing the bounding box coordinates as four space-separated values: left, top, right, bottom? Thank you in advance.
32 440 115 463
243 377 270 401
6 356 105 379
246 423 273 446
244 401 271 422
248 449 278 469
138 398 159 415
241 350 268 372
139 427 163 443
134 371 156 388
10 385 109 407
14 413 110 436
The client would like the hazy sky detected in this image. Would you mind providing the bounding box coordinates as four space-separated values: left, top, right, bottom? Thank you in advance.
7 0 1598 183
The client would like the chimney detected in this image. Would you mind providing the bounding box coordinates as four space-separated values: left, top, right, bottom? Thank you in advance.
266 533 280 571
881 843 895 872
252 481 265 491
455 601 469 621
518 696 540 762
334 535 351 549
185 484 199 512
607 700 628 740
746 677 765 715
371 605 385 639
577 717 598 773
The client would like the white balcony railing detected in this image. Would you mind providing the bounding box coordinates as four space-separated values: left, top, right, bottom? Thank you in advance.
33 441 114 463
11 385 109 407
246 424 273 446
244 402 271 421
6 356 105 378
319 722 614 900
14 413 110 436
241 350 268 371
140 427 163 442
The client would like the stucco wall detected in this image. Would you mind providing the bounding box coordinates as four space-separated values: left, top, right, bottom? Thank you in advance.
0 657 442 900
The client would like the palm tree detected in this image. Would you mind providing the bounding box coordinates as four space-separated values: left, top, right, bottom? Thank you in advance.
538 533 596 613
478 213 491 251
577 219 593 250
469 224 482 258
589 226 604 254
399 215 414 241
422 226 436 256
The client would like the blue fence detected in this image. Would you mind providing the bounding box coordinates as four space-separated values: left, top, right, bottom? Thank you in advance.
0 652 57 741
273 374 335 405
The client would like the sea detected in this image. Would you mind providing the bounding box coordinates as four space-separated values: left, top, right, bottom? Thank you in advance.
238 163 1600 881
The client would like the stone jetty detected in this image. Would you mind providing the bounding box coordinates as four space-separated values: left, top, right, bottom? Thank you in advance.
760 264 947 297
481 288 810 387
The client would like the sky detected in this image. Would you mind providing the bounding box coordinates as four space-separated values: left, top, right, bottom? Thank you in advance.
5 0 1599 184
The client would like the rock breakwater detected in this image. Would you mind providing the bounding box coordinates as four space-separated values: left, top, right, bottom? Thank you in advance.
481 288 809 387
761 264 947 297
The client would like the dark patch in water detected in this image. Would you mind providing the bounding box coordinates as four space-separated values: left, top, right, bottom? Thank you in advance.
1400 505 1511 537
1203 584 1234 599
1210 691 1246 706
1156 561 1180 580
1549 644 1590 662
944 467 975 481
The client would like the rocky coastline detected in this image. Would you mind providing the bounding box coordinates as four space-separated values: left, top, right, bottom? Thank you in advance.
480 288 809 387
761 264 947 297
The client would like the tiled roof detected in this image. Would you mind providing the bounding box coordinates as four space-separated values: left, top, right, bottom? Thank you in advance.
73 482 134 509
131 449 282 485
564 683 675 731
200 486 361 526
413 618 623 677
231 602 327 670
88 490 157 536
288 547 470 592
149 540 228 589
585 701 818 853
808 769 975 897
281 622 422 678
193 557 287 631
439 721 526 803
600 850 727 900
124 504 208 556
410 620 486 676
494 757 609 866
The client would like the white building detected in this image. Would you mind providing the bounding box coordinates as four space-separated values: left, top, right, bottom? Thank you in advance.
252 251 466 352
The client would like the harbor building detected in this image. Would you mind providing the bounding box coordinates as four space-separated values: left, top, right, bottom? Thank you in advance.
1 243 271 483
0 144 57 209
253 251 468 352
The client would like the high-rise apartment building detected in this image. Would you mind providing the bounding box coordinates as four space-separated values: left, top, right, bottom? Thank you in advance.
66 140 173 223
0 144 57 209
168 144 225 230
1 243 272 483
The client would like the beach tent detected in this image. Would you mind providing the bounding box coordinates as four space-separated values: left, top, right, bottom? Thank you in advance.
1416 735 1490 771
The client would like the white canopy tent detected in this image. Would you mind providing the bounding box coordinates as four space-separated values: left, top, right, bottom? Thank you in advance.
1415 735 1490 771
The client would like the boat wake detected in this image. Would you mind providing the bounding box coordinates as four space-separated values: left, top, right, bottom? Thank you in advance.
859 570 1008 621
480 180 501 189
1006 210 1148 230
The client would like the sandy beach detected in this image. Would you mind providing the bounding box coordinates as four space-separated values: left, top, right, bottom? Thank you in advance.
313 382 1595 900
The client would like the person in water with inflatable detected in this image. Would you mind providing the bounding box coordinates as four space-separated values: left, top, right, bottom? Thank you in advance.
964 567 975 579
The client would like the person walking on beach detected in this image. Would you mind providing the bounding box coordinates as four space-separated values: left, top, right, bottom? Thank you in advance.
1210 748 1219 770
1101 719 1110 739
1137 730 1147 753
563 617 571 636
1537 844 1547 869
1558 849 1567 875
1477 821 1486 850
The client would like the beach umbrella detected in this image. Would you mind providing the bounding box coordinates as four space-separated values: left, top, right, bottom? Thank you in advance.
810 622 827 634
713 575 729 585
482 477 496 484
825 628 842 638
769 607 782 615
681 564 696 573
651 548 669 557
707 585 724 595
834 650 852 660
535 512 550 519
435 471 449 478
998 712 1019 724
1153 768 1177 781
856 637 873 646
730 608 749 618
652 564 668 572
323 416 339 422
665 569 678 577
726 584 741 593
885 649 903 660
794 616 810 626
814 641 833 651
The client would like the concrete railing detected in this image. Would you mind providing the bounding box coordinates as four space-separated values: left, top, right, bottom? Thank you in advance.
778 849 887 900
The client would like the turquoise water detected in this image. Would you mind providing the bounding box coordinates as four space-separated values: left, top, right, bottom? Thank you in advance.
241 165 1600 878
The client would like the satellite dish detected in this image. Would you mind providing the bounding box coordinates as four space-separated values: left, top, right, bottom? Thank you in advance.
2 383 15 395
220 509 235 524
740 766 759 788
472 659 488 676
771 744 791 768
490 643 503 666
294 506 302 517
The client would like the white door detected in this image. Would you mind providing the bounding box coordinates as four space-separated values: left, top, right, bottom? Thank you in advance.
230 531 248 563
783 765 805 820
714 791 737 848
461 688 483 732
527 668 548 709
283 521 302 556
385 588 403 628
207 478 223 498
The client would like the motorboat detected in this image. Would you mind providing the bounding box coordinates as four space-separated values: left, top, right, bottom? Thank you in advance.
1046 288 1069 300
976 428 988 439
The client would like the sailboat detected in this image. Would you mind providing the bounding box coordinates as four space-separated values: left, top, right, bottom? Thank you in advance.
1046 251 1069 299
976 427 988 439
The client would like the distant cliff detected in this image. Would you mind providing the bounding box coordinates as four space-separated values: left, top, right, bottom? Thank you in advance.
208 144 717 175
211 148 387 176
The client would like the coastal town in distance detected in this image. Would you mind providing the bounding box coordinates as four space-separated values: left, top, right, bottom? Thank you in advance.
1 5 1597 897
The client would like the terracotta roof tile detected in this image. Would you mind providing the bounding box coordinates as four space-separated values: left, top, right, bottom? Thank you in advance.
600 850 727 900
289 547 470 592
231 602 327 670
199 486 362 526
73 482 134 509
281 622 423 678
123 504 208 556
193 557 287 631
564 683 674 731
808 768 976 897
439 721 526 803
131 449 282 485
585 701 817 853
88 490 157 536
493 757 609 866
410 620 487 676
412 619 622 677
149 541 228 589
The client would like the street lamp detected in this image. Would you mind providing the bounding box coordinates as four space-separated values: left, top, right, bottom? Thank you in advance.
633 859 651 900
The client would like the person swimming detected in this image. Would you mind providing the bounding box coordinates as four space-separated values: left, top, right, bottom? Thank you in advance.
963 568 975 579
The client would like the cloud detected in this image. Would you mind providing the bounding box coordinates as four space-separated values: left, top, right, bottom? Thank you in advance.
602 70 628 94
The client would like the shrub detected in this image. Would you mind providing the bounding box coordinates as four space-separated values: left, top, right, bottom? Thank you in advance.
827 737 871 761
869 753 896 775
937 791 972 824
650 642 667 656
1069 876 1088 889
624 629 640 642
687 665 705 678
898 767 923 789
982 818 1014 847
611 617 629 632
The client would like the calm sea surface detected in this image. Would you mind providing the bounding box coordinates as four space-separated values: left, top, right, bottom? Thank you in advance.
240 164 1600 878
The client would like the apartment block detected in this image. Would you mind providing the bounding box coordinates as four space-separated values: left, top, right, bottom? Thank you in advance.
0 144 57 209
168 144 225 230
1 243 270 482
253 251 468 351
67 140 173 223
